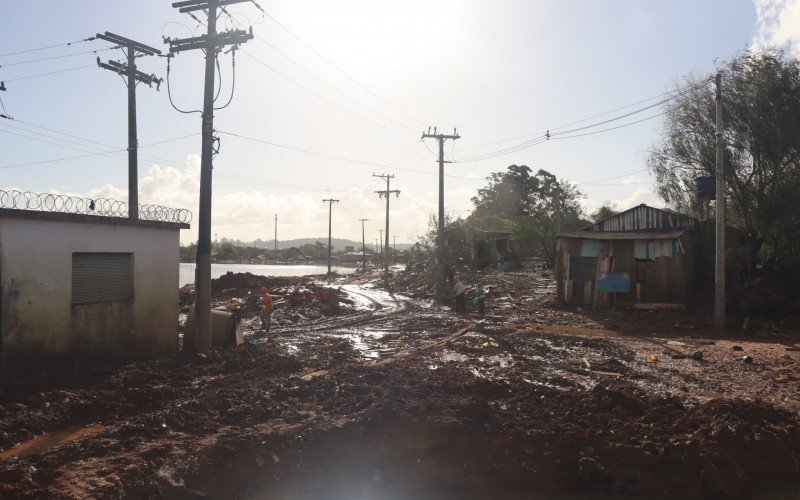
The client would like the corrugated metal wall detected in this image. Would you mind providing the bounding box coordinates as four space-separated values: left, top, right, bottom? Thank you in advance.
587 205 696 232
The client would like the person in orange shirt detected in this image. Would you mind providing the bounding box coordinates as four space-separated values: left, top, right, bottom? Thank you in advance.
259 287 273 332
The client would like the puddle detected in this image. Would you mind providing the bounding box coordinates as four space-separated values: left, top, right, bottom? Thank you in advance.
0 424 107 461
441 351 469 363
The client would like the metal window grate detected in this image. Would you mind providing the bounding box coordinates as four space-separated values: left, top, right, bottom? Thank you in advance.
72 253 133 305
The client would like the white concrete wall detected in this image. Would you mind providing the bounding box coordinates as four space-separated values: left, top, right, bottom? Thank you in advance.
0 216 180 364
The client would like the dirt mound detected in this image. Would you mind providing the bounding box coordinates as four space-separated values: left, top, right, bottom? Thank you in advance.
211 272 299 293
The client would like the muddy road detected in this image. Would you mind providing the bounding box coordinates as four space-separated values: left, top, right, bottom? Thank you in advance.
1 273 800 498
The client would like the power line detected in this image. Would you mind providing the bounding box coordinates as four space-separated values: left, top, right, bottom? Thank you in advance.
0 37 97 58
239 50 416 138
2 64 96 82
261 10 425 127
0 46 118 68
455 77 713 159
224 12 419 133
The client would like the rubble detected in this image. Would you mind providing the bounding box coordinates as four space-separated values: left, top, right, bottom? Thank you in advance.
0 265 799 498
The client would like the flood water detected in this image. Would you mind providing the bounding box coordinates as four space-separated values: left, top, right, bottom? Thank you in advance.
179 262 357 287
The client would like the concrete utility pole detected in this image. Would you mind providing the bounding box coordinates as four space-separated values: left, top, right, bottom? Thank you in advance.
96 32 162 220
373 173 400 289
715 72 726 331
421 127 460 299
378 229 383 261
322 198 339 275
168 0 254 351
360 218 370 272
274 213 278 252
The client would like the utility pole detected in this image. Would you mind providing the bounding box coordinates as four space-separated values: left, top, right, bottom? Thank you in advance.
360 218 370 272
375 239 379 254
168 0 254 351
715 72 726 331
393 235 397 263
378 229 383 261
373 173 400 288
421 127 460 299
322 198 339 275
96 32 162 220
274 213 278 252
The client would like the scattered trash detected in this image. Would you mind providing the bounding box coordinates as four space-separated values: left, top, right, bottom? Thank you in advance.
732 345 743 351
691 351 704 361
649 354 659 362
309 354 319 362
671 354 686 360
742 355 753 364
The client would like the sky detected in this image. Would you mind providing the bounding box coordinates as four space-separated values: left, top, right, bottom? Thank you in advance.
1 0 797 245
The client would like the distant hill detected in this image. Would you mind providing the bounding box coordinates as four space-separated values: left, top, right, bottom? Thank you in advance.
215 237 413 251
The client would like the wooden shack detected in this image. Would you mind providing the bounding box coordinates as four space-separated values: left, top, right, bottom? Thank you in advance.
556 204 706 307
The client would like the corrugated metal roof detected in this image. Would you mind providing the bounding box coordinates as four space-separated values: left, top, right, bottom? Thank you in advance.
559 229 690 240
583 204 696 232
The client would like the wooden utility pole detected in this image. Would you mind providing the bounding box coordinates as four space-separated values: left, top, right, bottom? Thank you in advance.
168 0 254 351
421 127 460 299
360 218 370 272
715 72 726 331
373 173 400 289
322 198 339 275
96 32 162 220
274 213 278 252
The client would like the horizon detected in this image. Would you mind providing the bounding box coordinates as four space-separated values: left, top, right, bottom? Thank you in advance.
2 1 798 244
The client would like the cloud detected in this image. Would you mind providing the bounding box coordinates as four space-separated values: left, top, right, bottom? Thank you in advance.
580 187 663 216
752 0 800 51
10 154 475 245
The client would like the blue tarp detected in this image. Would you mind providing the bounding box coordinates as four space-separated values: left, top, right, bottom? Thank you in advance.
598 271 631 293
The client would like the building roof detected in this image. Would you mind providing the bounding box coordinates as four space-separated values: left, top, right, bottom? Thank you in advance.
0 208 189 230
582 203 696 233
559 228 690 240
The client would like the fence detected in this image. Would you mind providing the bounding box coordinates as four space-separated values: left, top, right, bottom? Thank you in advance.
0 190 192 224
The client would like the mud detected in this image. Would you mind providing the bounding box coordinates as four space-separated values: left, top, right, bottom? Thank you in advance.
1 267 800 498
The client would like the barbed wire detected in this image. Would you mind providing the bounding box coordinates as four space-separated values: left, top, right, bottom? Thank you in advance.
0 190 192 224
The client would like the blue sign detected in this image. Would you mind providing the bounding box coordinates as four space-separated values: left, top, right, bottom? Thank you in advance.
598 272 630 293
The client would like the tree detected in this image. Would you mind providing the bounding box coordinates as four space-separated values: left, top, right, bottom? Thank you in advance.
649 49 800 270
590 202 619 222
470 165 586 263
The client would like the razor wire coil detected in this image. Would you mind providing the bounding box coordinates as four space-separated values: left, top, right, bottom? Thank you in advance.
0 190 192 224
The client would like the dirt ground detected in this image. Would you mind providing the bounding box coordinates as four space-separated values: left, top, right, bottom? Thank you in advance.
1 263 800 498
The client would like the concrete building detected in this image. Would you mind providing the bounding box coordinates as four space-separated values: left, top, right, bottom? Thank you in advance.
0 196 190 368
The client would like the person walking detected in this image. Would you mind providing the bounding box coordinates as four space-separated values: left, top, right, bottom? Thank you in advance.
454 280 466 313
474 284 486 315
259 286 273 332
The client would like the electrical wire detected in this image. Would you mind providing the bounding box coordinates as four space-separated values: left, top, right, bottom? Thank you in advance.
166 57 202 114
226 14 418 133
261 10 426 127
3 65 95 82
216 130 486 181
213 50 236 110
0 46 118 68
239 50 417 138
0 37 96 59
0 97 12 119
456 77 714 155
